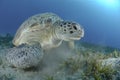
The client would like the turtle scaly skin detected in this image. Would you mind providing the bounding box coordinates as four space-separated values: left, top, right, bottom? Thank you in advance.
6 43 43 69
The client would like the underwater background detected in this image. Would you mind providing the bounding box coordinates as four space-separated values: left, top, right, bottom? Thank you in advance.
0 0 120 80
0 0 120 49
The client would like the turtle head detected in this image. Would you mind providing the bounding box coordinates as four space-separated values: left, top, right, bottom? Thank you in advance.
54 21 84 41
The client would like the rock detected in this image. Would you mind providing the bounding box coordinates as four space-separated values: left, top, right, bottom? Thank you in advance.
101 58 120 70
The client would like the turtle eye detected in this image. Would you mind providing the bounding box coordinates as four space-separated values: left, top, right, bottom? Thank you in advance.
73 25 77 30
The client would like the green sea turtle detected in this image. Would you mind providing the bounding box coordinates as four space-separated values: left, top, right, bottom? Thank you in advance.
6 12 84 69
12 12 84 50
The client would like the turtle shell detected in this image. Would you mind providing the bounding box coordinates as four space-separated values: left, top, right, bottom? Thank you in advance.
13 12 63 46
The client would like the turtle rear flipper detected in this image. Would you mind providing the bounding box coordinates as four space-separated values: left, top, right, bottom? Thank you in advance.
6 44 43 69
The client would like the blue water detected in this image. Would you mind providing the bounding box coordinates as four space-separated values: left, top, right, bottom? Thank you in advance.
0 0 120 48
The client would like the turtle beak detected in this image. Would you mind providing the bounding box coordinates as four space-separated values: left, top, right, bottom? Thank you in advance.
80 28 84 37
75 27 84 39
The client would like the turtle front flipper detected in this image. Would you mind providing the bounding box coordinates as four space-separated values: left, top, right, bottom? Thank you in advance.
6 43 43 69
68 41 75 50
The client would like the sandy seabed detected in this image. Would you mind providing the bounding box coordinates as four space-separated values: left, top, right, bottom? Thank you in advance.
0 37 120 80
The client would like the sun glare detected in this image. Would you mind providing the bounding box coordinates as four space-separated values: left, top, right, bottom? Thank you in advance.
107 0 116 4
98 0 120 7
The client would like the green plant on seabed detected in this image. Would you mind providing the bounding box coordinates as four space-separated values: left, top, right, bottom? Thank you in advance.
83 58 116 80
59 56 83 75
44 75 54 80
106 50 120 58
111 50 120 58
61 46 119 80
